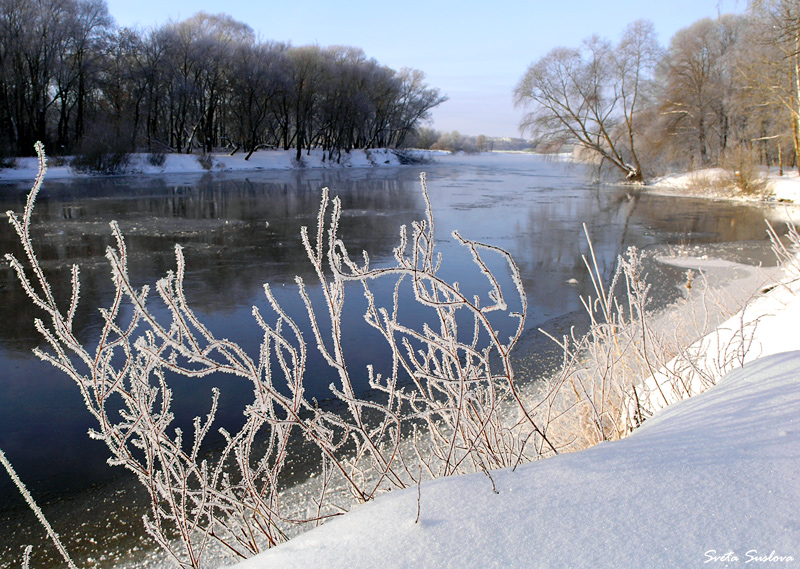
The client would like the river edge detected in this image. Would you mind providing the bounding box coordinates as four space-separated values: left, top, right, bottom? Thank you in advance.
1 155 797 568
136 241 792 569
224 254 800 569
3 148 800 211
646 167 800 209
0 239 783 569
0 148 434 183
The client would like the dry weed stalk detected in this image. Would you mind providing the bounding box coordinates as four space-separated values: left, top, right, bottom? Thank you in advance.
0 449 78 569
768 219 800 280
538 223 782 451
643 220 799 408
8 143 794 567
5 144 553 568
538 226 655 449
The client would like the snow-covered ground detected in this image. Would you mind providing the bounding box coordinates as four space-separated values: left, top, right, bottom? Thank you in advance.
650 167 800 205
221 254 800 569
0 149 567 183
4 150 800 209
0 148 428 181
767 173 800 204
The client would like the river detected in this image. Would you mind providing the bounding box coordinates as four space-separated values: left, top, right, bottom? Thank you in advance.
0 153 790 568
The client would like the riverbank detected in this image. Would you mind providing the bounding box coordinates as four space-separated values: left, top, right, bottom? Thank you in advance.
2 152 797 568
649 167 800 207
223 243 800 569
98 240 798 569
0 149 568 184
5 150 800 213
0 148 433 182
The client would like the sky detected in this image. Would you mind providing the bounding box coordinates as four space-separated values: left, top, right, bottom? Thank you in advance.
104 0 745 139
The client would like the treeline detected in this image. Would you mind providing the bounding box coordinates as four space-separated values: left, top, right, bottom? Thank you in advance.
0 1 446 162
405 128 533 153
515 2 800 182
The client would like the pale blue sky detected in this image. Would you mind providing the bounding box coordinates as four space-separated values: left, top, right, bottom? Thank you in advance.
106 0 743 138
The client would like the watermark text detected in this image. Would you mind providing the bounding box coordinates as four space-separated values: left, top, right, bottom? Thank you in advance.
705 550 795 564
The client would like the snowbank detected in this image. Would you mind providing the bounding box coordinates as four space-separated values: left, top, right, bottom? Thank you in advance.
0 148 429 182
0 150 571 183
767 172 800 204
650 167 800 206
223 264 800 569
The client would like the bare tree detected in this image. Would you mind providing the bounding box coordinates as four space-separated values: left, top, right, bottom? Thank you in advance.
0 4 446 161
226 41 286 158
740 0 800 172
514 20 660 183
659 15 748 168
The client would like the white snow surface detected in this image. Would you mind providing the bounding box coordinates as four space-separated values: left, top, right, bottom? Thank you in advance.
0 148 423 181
768 173 800 204
0 150 567 183
224 265 800 569
650 167 800 206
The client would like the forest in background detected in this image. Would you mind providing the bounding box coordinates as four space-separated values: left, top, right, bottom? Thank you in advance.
0 0 446 166
4 1 800 181
514 1 800 183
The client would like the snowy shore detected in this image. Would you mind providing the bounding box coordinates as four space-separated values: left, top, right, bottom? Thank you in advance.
0 148 426 182
649 167 800 206
222 250 800 569
4 149 800 210
214 166 800 568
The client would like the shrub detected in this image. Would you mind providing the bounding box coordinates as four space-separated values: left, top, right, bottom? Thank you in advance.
684 169 729 196
431 130 478 153
0 141 16 170
6 143 553 567
70 131 132 174
147 148 168 168
403 126 441 150
538 223 778 451
721 145 767 196
0 137 15 170
0 156 16 170
196 152 213 170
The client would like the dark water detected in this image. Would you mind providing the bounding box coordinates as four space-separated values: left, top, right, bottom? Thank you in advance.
0 154 790 567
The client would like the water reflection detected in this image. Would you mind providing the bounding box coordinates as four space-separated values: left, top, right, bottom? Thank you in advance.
0 171 424 352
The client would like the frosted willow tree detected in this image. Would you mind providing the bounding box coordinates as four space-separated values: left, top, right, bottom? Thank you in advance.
5 143 557 568
514 20 660 183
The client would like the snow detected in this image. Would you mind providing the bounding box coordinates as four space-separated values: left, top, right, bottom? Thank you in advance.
6 150 797 568
649 168 727 192
0 149 571 183
0 148 425 181
649 167 800 205
4 151 800 208
222 257 800 569
768 172 800 204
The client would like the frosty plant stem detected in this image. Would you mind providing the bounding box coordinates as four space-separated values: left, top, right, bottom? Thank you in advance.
6 143 554 568
0 449 78 569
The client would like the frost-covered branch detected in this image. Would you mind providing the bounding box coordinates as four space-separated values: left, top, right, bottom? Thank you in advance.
6 144 548 568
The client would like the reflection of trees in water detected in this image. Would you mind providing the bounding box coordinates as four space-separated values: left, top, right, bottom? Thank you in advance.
629 193 788 243
511 184 639 324
0 172 424 352
512 185 785 326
